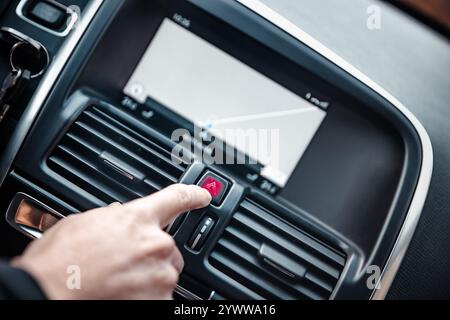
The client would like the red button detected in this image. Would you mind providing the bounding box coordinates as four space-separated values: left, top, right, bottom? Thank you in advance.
201 176 224 198
198 172 229 206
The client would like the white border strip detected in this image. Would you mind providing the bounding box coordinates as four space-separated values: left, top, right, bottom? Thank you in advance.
0 0 104 185
236 0 433 299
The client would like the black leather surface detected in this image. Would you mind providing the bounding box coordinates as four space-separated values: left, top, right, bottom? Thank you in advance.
260 0 450 298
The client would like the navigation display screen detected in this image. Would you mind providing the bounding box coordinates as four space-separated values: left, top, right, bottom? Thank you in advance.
124 18 326 187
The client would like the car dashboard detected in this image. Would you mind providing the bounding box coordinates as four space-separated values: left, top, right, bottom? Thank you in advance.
0 0 434 300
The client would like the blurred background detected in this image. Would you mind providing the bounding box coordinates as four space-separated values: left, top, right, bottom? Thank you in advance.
390 0 450 37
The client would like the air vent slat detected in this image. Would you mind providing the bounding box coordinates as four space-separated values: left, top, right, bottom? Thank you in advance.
47 105 187 204
217 236 322 300
210 198 346 300
57 139 148 199
224 225 260 249
210 251 283 300
233 211 341 280
65 132 102 155
224 225 334 298
82 110 185 175
88 108 186 173
63 133 159 196
48 154 126 204
305 272 334 293
241 200 345 267
52 145 144 201
72 121 176 187
48 156 114 203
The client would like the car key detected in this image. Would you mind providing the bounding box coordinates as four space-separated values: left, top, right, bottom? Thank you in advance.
3 68 31 106
0 69 23 124
0 68 31 124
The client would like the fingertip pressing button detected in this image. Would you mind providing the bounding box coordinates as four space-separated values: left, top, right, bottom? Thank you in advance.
198 172 230 206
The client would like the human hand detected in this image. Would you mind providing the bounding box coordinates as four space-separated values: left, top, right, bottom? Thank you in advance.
12 184 212 300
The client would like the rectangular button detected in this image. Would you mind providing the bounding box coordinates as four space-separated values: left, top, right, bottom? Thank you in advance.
28 1 67 29
198 172 229 206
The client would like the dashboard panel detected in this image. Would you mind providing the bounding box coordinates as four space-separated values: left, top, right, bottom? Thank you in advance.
0 0 433 300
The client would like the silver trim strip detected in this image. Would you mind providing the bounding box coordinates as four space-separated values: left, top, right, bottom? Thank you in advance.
0 0 104 186
208 290 216 300
236 0 433 300
0 26 43 51
16 0 79 37
174 285 203 300
190 233 203 250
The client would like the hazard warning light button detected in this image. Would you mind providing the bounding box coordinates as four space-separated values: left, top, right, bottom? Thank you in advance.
198 172 230 206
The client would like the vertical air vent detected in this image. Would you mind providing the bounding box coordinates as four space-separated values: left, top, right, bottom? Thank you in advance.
210 198 346 300
48 106 187 204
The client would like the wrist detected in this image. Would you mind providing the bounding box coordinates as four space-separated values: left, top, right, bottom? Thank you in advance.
11 256 73 300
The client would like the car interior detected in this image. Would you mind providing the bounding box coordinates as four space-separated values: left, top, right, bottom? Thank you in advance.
0 0 448 300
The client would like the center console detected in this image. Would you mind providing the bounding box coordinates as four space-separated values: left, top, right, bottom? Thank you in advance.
0 0 432 300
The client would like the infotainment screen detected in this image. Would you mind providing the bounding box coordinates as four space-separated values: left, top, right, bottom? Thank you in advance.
124 18 326 188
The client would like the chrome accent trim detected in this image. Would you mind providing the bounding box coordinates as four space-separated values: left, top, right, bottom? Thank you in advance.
0 0 104 186
16 0 79 37
174 285 203 300
165 219 176 233
236 0 433 300
207 290 216 300
190 233 202 250
0 26 43 51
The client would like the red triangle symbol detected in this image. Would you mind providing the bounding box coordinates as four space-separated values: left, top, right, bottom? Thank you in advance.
206 181 217 191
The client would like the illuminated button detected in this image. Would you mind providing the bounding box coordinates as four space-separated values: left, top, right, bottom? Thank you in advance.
198 172 229 206
202 176 223 198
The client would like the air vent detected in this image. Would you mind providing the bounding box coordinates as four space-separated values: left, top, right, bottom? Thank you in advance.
210 198 346 300
48 106 187 204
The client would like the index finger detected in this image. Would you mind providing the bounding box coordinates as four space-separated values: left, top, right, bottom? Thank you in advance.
124 184 212 228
